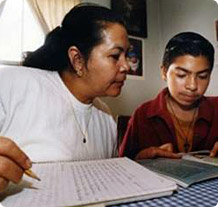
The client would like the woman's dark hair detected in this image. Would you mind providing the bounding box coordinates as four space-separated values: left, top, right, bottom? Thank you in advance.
22 3 125 71
162 32 215 70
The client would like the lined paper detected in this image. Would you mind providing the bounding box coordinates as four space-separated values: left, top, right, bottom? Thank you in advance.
0 157 176 207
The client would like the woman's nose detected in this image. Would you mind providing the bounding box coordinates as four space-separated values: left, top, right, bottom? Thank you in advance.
120 56 130 73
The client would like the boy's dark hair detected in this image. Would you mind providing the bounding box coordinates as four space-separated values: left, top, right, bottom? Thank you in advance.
22 3 125 71
162 32 215 70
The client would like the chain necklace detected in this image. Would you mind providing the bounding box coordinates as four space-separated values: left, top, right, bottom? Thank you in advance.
167 96 198 153
71 105 92 143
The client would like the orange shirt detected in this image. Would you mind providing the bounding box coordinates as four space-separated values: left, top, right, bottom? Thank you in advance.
170 113 194 152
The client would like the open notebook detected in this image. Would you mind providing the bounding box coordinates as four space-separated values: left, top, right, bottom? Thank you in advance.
139 156 218 188
0 157 177 207
182 150 218 166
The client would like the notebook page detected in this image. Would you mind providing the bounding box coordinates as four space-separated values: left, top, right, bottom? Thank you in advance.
0 157 176 207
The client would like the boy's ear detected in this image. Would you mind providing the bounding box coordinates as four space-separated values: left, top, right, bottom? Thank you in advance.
68 46 84 76
161 65 167 81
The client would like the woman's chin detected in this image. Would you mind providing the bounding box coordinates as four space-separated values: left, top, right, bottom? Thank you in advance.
106 88 122 97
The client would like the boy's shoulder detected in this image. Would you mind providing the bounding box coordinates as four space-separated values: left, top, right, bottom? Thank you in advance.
204 96 218 107
134 96 160 117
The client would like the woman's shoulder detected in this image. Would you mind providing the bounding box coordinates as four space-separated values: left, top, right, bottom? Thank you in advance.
0 66 61 101
0 65 41 77
0 65 58 85
134 97 159 115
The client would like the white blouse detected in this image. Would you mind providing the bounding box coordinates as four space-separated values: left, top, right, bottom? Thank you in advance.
0 66 117 162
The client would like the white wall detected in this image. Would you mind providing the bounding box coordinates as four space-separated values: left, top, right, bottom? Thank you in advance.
82 0 218 116
81 0 110 8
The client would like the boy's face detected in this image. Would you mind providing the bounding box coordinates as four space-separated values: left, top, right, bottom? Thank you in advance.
161 55 211 108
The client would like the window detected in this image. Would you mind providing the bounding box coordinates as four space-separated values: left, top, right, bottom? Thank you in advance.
0 0 45 64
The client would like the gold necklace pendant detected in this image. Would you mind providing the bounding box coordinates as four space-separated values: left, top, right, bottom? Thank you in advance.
71 105 92 144
83 131 88 143
184 141 190 153
167 95 198 152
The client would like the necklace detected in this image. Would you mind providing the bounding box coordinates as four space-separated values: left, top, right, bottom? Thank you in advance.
71 105 92 143
167 96 198 153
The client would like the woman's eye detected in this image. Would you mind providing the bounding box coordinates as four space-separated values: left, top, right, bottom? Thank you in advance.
110 54 120 60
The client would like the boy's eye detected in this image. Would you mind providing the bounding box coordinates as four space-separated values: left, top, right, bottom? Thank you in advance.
176 73 186 78
198 73 209 79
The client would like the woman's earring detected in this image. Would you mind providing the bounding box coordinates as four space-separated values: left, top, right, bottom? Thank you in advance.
76 70 83 77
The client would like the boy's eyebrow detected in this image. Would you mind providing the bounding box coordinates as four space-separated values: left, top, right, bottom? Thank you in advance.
175 67 211 74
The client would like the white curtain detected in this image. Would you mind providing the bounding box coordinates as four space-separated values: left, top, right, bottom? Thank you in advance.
27 0 81 34
0 0 6 18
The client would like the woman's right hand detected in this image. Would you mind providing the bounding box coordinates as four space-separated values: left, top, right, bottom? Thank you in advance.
135 143 181 160
0 137 32 192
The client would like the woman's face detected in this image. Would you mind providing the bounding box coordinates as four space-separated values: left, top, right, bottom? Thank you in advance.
82 23 130 98
162 55 211 108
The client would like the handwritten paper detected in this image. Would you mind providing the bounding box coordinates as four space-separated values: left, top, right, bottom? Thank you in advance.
0 157 176 207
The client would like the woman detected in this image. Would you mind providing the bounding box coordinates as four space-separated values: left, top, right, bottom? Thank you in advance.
120 32 218 160
0 3 130 192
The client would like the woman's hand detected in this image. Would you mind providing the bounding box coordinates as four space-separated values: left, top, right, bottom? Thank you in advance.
135 143 181 160
0 137 32 192
210 142 218 157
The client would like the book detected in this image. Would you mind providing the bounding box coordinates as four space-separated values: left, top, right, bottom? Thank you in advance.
182 150 218 166
138 156 218 188
0 157 177 207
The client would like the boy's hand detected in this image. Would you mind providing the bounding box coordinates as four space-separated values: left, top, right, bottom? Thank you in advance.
135 143 182 160
210 142 218 157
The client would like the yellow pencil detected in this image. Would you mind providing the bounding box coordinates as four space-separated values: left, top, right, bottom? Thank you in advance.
24 169 41 181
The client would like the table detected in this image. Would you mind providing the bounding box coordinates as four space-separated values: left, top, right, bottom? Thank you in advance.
110 178 218 207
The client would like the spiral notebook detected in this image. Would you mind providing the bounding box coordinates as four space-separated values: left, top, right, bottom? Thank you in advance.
0 157 177 207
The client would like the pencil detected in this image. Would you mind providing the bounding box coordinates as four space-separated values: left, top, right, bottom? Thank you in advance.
24 169 41 181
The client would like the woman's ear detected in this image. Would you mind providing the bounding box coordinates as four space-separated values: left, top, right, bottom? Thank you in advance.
68 46 84 77
161 65 167 81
